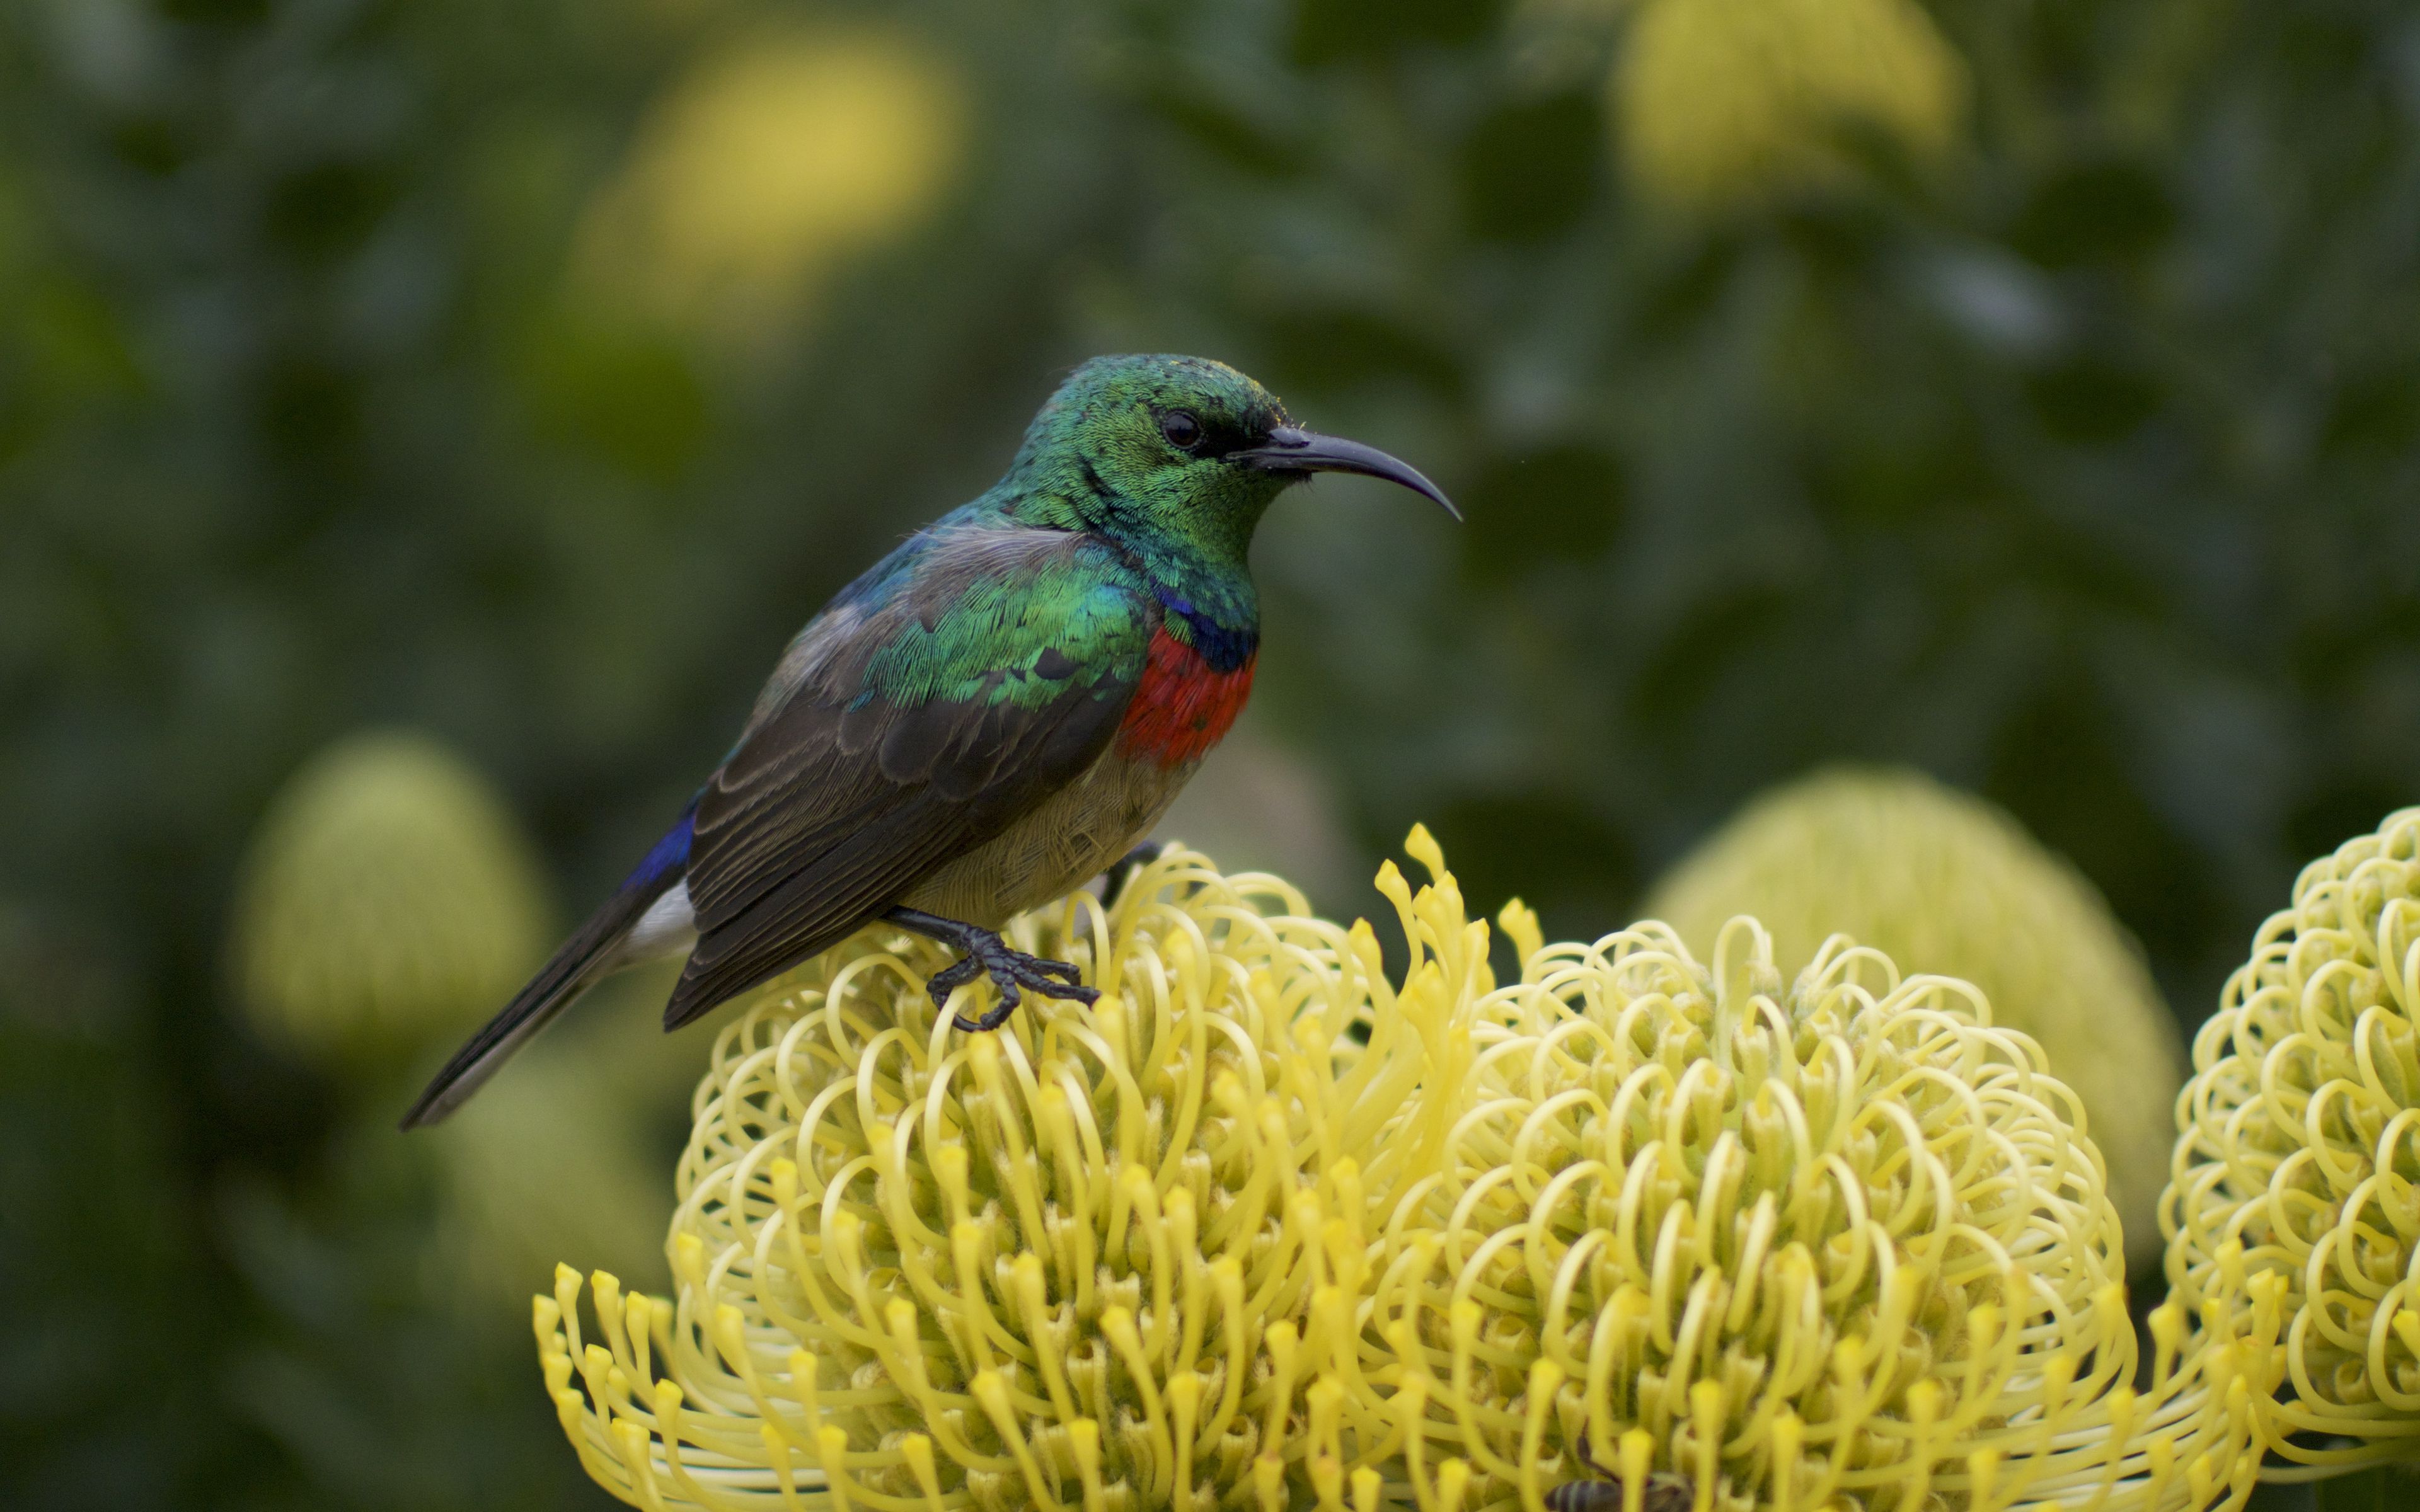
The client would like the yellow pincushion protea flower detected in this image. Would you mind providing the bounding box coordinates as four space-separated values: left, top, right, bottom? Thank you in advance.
2164 806 2420 1477
1364 914 2257 1512
230 730 551 1066
1614 0 1966 208
534 837 1492 1511
429 1009 683 1315
1645 767 2188 1271
576 28 962 346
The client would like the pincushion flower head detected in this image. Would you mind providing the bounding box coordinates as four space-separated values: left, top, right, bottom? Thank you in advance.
576 26 962 346
230 730 550 1067
1646 767 2188 1270
1364 913 2257 1512
536 835 1495 1511
2165 806 2420 1477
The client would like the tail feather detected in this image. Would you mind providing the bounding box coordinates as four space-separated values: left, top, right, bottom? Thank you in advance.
398 804 696 1130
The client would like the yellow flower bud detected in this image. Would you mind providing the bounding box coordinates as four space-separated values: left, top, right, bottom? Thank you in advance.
229 731 549 1068
575 28 962 347
1615 0 1966 208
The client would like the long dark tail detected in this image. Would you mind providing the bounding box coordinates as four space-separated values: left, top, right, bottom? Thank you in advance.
398 807 693 1130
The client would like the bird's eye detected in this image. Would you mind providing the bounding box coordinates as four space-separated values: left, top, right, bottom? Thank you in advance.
1159 410 1203 451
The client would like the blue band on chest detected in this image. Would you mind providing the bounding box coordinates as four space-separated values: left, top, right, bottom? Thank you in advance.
1154 586 1258 673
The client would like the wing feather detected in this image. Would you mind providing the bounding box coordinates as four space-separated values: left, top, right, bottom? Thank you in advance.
662 523 1148 1028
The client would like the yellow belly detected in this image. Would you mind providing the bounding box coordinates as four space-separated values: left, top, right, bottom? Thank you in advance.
898 750 1197 927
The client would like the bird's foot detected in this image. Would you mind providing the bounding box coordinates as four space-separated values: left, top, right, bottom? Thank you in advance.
884 907 1097 1032
1099 841 1166 906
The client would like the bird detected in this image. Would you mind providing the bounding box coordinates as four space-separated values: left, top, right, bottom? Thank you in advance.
398 354 1453 1129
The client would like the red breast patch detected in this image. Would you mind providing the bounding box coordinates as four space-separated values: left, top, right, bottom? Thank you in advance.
1117 626 1256 769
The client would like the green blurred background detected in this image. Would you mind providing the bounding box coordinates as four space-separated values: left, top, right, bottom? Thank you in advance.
4 0 2416 1506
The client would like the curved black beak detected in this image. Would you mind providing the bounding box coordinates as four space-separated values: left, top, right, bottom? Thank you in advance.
1231 425 1460 520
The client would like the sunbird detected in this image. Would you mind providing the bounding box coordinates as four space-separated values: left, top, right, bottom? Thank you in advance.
401 355 1451 1128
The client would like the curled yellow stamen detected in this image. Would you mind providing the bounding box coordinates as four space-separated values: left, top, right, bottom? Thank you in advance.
2164 808 2420 1477
534 840 1494 1508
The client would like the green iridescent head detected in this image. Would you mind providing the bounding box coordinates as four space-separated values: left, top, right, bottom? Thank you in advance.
1005 353 1453 575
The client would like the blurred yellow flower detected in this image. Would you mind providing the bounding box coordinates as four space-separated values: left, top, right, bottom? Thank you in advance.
576 29 963 346
1645 767 2187 1270
427 980 685 1316
536 836 1489 1509
2164 807 2420 1477
229 730 550 1067
1368 912 2253 1512
1614 0 1966 207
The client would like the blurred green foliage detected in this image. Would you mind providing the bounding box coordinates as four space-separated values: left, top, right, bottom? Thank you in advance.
3 0 2417 1506
2313 1466 2413 1511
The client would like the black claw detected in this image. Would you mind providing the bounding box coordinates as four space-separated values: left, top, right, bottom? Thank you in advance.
957 996 1020 1033
886 905 1098 1033
925 954 985 1014
930 955 984 990
994 952 1095 1004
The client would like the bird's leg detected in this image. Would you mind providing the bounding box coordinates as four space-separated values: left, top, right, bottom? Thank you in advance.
1099 841 1166 906
884 906 1098 1032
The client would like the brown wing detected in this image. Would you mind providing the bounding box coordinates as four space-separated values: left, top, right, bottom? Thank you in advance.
662 524 1148 1028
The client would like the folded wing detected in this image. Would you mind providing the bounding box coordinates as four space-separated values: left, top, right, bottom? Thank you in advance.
664 524 1148 1028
